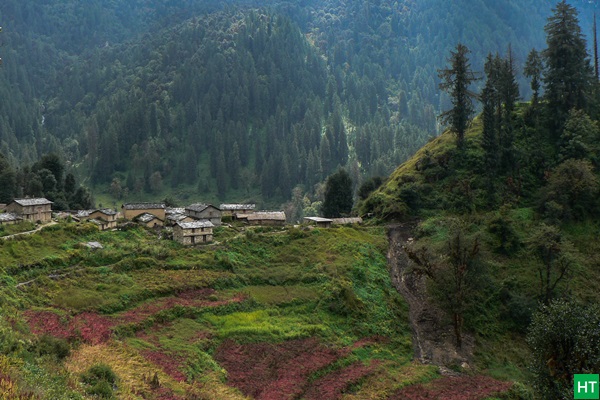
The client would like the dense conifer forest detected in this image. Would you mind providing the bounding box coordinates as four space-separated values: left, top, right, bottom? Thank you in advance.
1 1 600 398
0 0 595 209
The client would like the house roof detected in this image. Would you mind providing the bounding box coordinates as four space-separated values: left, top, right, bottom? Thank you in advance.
219 204 256 211
123 203 165 210
0 213 22 222
176 220 214 229
185 203 220 212
12 198 52 206
167 213 189 222
93 209 118 216
247 211 286 221
76 209 93 218
165 207 186 215
332 217 363 225
136 213 159 223
304 217 333 223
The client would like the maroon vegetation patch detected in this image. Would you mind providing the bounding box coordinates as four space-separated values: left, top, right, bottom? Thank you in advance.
24 289 244 344
215 338 356 400
303 360 381 400
389 375 513 400
141 350 187 382
71 312 113 344
25 310 72 340
117 290 246 325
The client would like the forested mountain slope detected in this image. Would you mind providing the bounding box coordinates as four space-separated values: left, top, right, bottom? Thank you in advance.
360 0 600 396
0 0 596 207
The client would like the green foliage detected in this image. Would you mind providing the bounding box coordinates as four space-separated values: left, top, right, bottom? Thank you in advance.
81 364 117 398
527 300 600 400
543 0 594 135
487 208 521 255
438 44 478 147
538 159 599 222
34 335 70 361
82 364 117 386
357 176 384 201
321 168 354 218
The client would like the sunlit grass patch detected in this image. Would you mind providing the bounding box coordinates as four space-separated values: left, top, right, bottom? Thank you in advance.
203 309 329 343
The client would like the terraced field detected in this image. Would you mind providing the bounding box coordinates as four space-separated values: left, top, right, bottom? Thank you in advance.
0 222 512 399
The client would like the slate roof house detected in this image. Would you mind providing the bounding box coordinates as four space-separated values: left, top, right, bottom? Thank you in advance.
165 207 195 226
89 209 118 230
185 203 221 226
304 217 333 228
122 203 165 221
0 212 22 225
6 198 53 223
75 209 118 230
219 204 256 218
173 220 214 245
238 211 286 226
135 212 163 228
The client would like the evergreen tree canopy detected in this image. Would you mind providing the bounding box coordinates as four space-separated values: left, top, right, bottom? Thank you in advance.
543 0 593 137
321 168 353 218
438 44 478 148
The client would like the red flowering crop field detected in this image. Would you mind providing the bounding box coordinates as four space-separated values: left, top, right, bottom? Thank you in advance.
388 375 513 400
214 337 388 400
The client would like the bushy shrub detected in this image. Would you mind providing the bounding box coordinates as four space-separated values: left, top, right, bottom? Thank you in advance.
87 380 113 398
35 335 70 360
80 363 118 398
81 363 117 386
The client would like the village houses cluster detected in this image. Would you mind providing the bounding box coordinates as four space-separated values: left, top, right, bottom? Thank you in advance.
0 198 288 246
0 198 362 245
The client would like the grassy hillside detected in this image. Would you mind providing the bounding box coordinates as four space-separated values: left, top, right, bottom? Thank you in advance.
359 99 600 396
1 222 455 399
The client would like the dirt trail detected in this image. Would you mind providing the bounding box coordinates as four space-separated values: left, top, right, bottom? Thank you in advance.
387 223 473 370
0 221 58 240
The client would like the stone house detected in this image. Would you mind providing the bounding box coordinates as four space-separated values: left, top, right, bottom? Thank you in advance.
304 217 333 228
173 220 214 245
185 203 221 226
89 209 118 230
165 207 195 226
0 213 22 225
122 203 165 221
135 212 163 228
219 204 256 218
73 209 118 230
240 211 286 226
6 198 53 223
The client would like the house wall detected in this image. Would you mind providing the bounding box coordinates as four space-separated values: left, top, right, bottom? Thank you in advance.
143 219 163 228
249 219 285 226
173 226 213 245
6 203 52 223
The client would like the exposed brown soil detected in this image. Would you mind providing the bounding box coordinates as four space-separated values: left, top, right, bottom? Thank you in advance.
387 223 474 368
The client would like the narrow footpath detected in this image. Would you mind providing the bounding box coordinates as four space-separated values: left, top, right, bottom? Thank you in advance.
1 221 58 240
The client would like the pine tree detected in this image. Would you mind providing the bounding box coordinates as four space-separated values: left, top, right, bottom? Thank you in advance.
498 47 520 174
524 49 543 107
543 1 593 137
438 44 478 148
481 74 498 204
